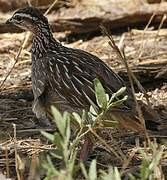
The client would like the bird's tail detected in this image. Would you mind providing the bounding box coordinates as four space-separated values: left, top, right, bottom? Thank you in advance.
104 104 160 132
104 109 145 132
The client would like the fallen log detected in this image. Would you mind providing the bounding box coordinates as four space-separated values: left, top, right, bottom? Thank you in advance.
1 0 167 34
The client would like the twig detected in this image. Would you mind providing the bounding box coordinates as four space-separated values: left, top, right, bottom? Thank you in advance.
100 25 151 107
44 0 58 15
5 145 10 178
13 123 21 180
100 25 149 140
138 3 160 59
153 14 167 56
0 33 28 92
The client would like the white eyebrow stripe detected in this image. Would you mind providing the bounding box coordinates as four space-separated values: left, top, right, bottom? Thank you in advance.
14 13 33 20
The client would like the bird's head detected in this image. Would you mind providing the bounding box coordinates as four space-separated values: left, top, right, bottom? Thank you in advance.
6 7 49 33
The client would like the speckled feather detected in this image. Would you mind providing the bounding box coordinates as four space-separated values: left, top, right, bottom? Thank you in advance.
7 7 148 131
32 41 135 109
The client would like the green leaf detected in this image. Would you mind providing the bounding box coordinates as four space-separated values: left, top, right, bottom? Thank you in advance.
108 95 128 109
89 159 97 180
68 150 77 174
80 162 89 179
44 155 59 177
41 131 54 142
149 151 162 171
90 105 98 116
72 112 82 126
65 116 71 143
50 150 63 160
109 87 126 104
51 106 66 137
53 132 63 149
113 167 121 180
94 78 107 109
41 131 63 150
114 87 126 97
81 110 89 125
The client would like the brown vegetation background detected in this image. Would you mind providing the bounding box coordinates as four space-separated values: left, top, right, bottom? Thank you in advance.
0 0 167 179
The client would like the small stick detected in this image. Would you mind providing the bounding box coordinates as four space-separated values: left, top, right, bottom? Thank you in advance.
0 33 27 92
138 3 161 59
100 26 149 140
5 145 10 178
13 123 21 180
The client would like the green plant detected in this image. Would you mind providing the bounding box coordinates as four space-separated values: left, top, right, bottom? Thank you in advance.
128 141 165 180
139 141 164 180
41 78 127 179
41 108 74 179
40 79 165 180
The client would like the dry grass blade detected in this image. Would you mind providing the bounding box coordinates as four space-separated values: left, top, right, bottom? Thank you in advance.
28 153 39 180
5 145 10 178
100 25 149 139
13 124 21 180
100 25 150 106
0 33 27 92
44 0 59 15
138 2 161 58
153 14 166 55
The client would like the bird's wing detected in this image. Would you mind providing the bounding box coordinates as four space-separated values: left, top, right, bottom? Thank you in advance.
31 55 47 100
44 47 134 110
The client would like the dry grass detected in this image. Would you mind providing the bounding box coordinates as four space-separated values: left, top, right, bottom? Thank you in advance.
0 1 167 179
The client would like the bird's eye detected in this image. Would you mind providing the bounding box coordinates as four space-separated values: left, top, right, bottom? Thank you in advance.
15 15 22 22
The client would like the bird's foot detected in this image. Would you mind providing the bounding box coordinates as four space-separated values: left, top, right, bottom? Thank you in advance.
38 117 52 128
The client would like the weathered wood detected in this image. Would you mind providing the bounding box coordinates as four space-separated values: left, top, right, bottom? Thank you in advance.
50 0 167 33
1 0 167 34
0 0 66 12
117 60 167 83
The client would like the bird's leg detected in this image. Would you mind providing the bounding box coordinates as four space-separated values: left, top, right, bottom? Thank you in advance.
32 99 52 127
79 136 93 162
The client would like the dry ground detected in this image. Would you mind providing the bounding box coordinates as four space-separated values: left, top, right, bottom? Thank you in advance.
0 1 167 178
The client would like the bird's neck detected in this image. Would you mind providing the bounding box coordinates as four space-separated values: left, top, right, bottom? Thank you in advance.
31 25 60 57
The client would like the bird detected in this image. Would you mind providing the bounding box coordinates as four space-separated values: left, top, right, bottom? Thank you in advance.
6 6 159 161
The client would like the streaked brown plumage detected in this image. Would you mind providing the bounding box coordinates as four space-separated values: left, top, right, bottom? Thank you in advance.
6 7 159 160
5 6 150 128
